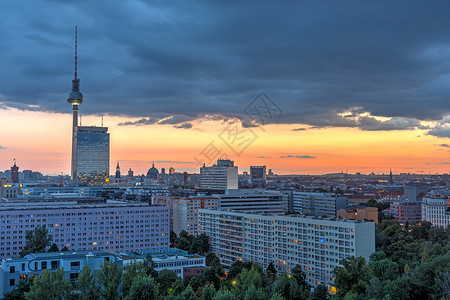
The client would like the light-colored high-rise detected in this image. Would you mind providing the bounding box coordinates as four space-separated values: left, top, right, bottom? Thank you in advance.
200 159 238 189
216 189 286 213
199 209 375 289
422 197 450 227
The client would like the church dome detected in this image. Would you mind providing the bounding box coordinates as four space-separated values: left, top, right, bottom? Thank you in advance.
146 163 159 180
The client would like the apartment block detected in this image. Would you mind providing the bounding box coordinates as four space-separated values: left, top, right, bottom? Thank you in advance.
199 209 374 288
217 189 286 214
292 192 348 218
422 197 450 228
0 200 170 259
152 195 219 235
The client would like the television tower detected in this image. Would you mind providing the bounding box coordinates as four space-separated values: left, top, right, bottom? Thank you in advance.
67 26 84 182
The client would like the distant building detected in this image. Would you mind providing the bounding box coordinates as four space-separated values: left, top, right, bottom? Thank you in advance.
422 197 450 228
115 161 121 178
404 184 428 201
200 159 238 190
337 206 378 223
10 161 19 184
0 250 120 297
146 163 159 180
169 167 175 175
128 168 134 177
76 126 110 186
216 189 286 214
292 192 348 218
390 200 422 226
199 209 375 290
152 195 219 235
250 166 266 188
161 168 166 175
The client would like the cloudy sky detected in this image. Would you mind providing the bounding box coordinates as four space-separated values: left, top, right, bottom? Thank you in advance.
1 0 450 175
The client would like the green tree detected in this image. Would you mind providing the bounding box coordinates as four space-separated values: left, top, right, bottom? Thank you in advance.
291 264 309 289
269 293 284 300
201 284 216 300
124 276 158 300
369 258 399 281
156 269 179 296
2 278 32 300
212 288 235 300
121 261 147 298
170 230 178 248
176 237 191 251
20 226 52 257
272 274 309 300
310 284 328 300
333 256 371 297
244 284 267 300
266 262 277 281
201 268 221 290
233 265 264 299
76 265 101 300
97 260 122 300
178 285 197 300
25 269 73 300
144 254 159 278
47 243 59 253
227 261 244 280
190 233 210 255
421 245 430 263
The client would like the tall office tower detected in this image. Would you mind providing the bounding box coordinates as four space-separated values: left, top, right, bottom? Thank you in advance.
250 165 266 188
77 126 110 186
10 160 19 184
115 161 121 178
200 159 238 190
68 26 83 182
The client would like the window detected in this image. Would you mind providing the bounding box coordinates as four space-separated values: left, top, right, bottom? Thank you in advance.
9 279 15 286
10 266 15 273
51 260 58 269
41 261 47 269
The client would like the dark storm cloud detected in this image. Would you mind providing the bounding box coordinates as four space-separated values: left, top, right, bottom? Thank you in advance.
1 0 450 131
174 123 193 129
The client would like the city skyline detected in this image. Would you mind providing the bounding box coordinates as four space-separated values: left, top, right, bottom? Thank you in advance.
1 1 450 175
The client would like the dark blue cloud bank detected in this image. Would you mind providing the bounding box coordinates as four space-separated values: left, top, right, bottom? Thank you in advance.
1 0 450 136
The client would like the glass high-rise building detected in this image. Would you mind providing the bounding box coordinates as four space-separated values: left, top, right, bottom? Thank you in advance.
76 126 110 186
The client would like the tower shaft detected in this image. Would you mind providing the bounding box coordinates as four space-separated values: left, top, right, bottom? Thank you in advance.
71 105 79 182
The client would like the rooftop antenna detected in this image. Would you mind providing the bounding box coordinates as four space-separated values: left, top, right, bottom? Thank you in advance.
75 26 78 79
101 115 104 127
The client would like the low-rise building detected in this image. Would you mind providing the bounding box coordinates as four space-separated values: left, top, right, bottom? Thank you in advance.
390 200 422 226
337 206 378 223
0 250 120 297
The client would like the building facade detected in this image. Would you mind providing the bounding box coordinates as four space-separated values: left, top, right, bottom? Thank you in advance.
0 201 169 259
250 166 266 188
199 209 375 289
337 206 378 224
76 126 110 186
0 250 120 297
390 200 422 226
422 197 450 228
292 192 348 218
152 195 219 235
200 160 238 190
216 189 286 214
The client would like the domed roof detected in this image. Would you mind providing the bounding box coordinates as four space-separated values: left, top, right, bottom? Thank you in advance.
146 162 159 179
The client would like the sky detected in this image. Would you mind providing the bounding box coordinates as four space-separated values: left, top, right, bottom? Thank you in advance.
0 0 450 175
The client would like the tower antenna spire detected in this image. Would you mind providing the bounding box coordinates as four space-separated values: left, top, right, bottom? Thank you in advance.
75 25 78 78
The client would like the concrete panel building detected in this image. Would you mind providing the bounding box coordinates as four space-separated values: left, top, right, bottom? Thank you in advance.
0 201 170 259
152 195 219 235
199 209 375 289
216 189 286 214
390 200 422 226
422 197 450 228
292 192 348 218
